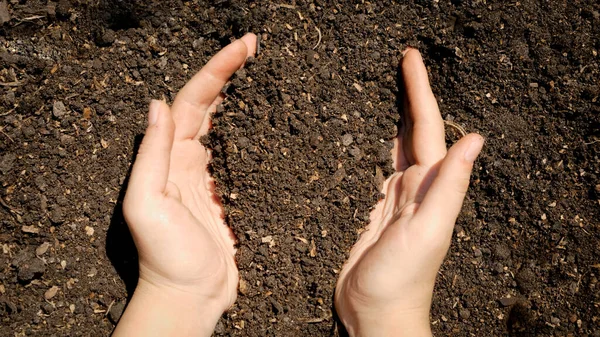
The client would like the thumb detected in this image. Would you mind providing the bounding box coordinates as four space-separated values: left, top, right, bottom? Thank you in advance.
415 133 484 235
127 100 175 199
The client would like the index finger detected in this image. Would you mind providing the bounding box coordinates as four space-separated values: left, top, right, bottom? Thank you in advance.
401 49 446 167
172 33 257 140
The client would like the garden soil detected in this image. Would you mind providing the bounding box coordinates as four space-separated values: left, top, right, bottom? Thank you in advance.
0 1 599 336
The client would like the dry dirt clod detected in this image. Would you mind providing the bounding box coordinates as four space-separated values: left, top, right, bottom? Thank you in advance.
17 258 45 283
0 1 10 25
0 153 16 175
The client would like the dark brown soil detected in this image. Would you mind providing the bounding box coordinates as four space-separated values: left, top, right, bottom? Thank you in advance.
0 1 598 336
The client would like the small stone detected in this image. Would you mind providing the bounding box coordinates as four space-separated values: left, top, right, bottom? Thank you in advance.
17 258 45 283
60 134 75 145
44 286 59 300
353 83 363 92
498 297 518 307
341 134 353 146
85 226 94 236
192 37 204 51
109 301 126 324
35 242 51 256
473 248 483 257
550 317 560 326
41 302 54 314
46 2 56 17
53 101 67 118
87 267 97 277
459 308 471 319
214 319 225 334
349 147 362 160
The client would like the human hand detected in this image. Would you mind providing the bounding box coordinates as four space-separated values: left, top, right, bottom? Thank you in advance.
334 49 484 337
113 34 257 337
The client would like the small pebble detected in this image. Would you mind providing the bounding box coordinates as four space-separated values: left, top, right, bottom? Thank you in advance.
498 297 518 307
53 101 67 118
109 301 126 324
341 134 354 146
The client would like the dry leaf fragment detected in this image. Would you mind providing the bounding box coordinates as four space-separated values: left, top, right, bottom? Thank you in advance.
36 242 51 256
294 236 308 244
239 278 248 295
44 286 59 300
22 225 39 234
310 239 317 257
83 107 92 120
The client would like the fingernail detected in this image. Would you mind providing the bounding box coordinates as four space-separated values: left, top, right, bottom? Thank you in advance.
464 136 484 162
401 47 414 57
148 99 160 126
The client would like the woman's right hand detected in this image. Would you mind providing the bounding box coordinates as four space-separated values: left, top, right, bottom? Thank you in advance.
334 49 484 337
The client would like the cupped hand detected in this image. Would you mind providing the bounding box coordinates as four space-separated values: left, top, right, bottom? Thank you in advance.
117 33 256 333
335 49 484 336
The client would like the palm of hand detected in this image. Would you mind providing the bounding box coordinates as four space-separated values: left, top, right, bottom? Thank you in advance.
138 139 237 306
335 49 483 332
123 34 257 311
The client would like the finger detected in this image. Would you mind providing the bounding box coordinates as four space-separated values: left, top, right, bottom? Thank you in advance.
415 133 484 235
392 126 409 171
401 49 446 166
172 33 257 140
127 100 175 197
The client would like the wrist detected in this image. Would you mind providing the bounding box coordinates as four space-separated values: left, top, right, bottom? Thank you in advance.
113 278 224 337
342 308 432 337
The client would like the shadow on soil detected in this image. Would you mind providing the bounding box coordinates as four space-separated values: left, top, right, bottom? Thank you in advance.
105 134 143 299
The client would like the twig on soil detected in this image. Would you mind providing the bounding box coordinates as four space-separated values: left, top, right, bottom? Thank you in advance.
584 139 599 145
0 107 15 116
0 127 13 143
0 196 21 215
105 300 115 317
0 81 24 87
444 120 467 137
20 15 45 21
277 3 296 9
298 314 332 323
313 26 322 50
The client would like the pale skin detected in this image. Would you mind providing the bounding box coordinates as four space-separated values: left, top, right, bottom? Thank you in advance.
114 33 483 336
